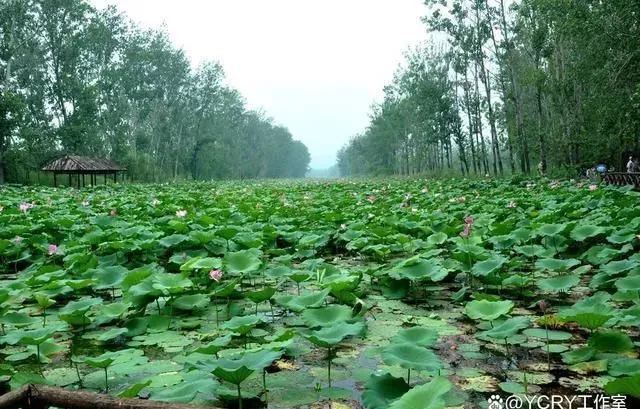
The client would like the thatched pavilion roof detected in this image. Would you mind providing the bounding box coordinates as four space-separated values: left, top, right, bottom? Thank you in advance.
41 156 126 173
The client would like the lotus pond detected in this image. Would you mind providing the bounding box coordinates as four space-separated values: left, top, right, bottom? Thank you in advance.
1 179 640 409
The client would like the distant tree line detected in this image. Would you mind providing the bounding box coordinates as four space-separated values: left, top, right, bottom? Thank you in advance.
338 0 640 177
0 0 310 184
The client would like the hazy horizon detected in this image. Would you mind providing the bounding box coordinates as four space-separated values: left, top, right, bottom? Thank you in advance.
90 0 429 169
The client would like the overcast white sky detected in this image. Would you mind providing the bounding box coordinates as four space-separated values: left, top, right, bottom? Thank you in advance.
91 0 429 169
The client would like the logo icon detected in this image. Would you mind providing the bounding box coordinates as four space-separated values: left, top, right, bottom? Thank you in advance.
487 394 504 409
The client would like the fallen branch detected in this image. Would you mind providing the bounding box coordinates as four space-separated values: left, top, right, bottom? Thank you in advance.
0 385 223 409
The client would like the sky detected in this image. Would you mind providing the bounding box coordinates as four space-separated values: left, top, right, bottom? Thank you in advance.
90 0 429 169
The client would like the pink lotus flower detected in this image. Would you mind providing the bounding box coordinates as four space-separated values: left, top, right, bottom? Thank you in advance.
458 196 466 202
404 193 413 201
448 198 457 203
549 181 561 189
589 185 598 191
461 216 474 238
411 207 418 212
48 244 58 255
82 201 89 207
340 223 347 230
110 208 117 217
280 194 286 205
460 224 472 239
47 198 52 207
507 201 517 208
176 210 187 218
14 236 23 244
152 199 160 206
209 269 223 281
421 187 429 194
367 194 376 203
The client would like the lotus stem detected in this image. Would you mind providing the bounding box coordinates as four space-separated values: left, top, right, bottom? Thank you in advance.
155 298 161 314
167 297 173 330
269 302 274 322
545 322 551 371
296 282 300 296
104 368 109 392
407 368 411 385
327 347 332 388
262 369 267 392
36 344 41 364
237 384 242 409
504 338 510 356
75 362 83 387
42 308 46 327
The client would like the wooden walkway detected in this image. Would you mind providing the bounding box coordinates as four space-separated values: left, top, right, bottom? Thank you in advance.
602 172 640 189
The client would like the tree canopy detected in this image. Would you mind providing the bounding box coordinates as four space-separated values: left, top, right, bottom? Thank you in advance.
0 0 310 183
338 0 640 177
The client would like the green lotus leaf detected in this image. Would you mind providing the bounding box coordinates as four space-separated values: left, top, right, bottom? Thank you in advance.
570 359 608 375
149 379 217 403
570 224 606 242
390 257 448 282
84 354 115 369
464 300 514 321
0 312 37 328
193 334 233 355
118 380 152 398
388 376 452 409
96 328 128 342
481 316 530 339
246 287 277 304
304 320 365 348
180 257 222 271
211 358 255 385
471 255 508 277
393 327 439 347
514 245 549 258
427 232 448 246
172 294 209 311
241 347 285 371
302 304 354 328
535 258 580 272
92 266 128 290
19 328 56 346
362 373 410 409
224 249 262 273
607 230 638 244
608 357 640 377
536 274 580 292
604 374 640 399
381 343 443 373
536 224 567 236
159 234 189 248
600 259 638 276
560 311 614 330
275 290 330 312
152 274 193 294
615 276 640 292
220 315 266 335
522 328 572 341
588 331 634 353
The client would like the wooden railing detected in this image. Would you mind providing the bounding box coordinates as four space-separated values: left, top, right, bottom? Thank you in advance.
0 385 221 409
602 172 640 189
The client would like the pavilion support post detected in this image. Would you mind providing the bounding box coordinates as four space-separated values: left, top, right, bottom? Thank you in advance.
54 173 57 187
68 173 71 187
104 174 107 184
113 172 117 183
82 174 85 188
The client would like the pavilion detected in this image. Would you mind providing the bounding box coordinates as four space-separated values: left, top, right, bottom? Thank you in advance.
41 155 127 188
